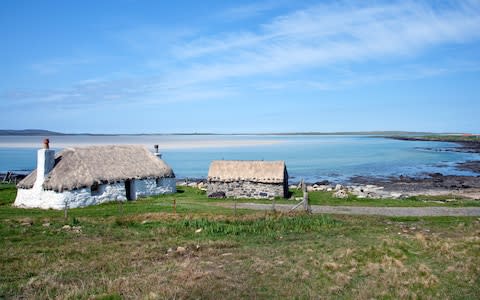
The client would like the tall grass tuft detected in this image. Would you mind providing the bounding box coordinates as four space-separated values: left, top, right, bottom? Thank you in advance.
179 214 340 237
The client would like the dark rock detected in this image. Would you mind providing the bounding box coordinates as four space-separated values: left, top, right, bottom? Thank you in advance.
208 191 226 198
456 161 480 173
350 173 480 193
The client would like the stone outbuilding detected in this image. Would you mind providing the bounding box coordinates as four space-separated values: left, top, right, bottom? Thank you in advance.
14 140 176 209
207 160 288 199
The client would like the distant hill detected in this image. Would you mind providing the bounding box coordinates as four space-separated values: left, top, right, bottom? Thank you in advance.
254 131 437 136
0 129 65 136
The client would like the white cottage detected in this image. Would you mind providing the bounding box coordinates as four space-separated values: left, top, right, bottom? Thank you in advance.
14 140 176 209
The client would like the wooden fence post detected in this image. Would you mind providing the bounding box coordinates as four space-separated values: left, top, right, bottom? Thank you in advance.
302 180 311 213
64 201 68 220
234 198 237 216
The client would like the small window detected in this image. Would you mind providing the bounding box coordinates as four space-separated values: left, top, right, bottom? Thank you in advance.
91 183 100 196
156 178 162 187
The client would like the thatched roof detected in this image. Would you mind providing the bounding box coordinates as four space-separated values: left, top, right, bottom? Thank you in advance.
17 145 175 192
208 160 287 183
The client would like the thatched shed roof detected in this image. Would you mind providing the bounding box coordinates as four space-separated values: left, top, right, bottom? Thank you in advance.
208 160 287 183
17 145 175 192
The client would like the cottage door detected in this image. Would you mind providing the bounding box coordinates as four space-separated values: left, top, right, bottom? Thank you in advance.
125 179 136 200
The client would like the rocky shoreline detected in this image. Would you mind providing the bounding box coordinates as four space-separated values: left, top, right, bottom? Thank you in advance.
387 136 480 154
347 173 480 199
176 173 480 200
299 135 480 199
456 160 480 173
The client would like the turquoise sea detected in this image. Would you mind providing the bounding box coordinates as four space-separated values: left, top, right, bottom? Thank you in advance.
0 135 479 183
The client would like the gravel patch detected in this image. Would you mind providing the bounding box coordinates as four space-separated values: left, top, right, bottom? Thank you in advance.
230 203 480 217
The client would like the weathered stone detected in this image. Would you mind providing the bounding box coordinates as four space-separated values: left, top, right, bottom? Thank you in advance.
333 189 348 199
19 217 33 226
208 191 226 198
390 192 404 199
207 181 285 199
72 226 82 233
317 185 330 191
335 184 343 191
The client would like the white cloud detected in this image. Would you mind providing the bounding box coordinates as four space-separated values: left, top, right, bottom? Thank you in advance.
31 57 95 75
218 0 289 21
6 0 480 108
173 0 480 80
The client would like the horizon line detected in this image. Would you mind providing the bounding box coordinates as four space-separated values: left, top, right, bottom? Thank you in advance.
0 129 469 136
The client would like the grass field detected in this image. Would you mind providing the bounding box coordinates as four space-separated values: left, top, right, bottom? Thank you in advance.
1 184 480 299
232 188 480 207
388 134 480 144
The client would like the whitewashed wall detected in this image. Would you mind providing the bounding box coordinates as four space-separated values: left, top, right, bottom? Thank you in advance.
14 177 176 210
135 178 176 197
14 182 127 209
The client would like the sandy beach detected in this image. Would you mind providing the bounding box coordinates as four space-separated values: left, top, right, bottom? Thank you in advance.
0 135 282 149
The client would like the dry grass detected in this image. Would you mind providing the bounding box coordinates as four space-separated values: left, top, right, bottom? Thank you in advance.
1 186 480 299
2 217 480 299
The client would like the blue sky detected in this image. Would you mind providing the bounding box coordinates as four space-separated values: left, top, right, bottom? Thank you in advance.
1 0 479 133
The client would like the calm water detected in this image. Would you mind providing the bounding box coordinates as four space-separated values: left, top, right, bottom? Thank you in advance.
0 135 479 183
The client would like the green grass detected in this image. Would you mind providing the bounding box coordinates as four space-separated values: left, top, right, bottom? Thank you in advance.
231 189 480 207
0 183 17 206
388 134 480 144
1 185 480 299
308 191 480 207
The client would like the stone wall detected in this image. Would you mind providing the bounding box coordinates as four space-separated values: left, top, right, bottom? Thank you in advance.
207 180 286 199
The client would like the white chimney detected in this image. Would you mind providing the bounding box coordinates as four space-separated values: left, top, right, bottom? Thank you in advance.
35 139 55 187
153 144 162 159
